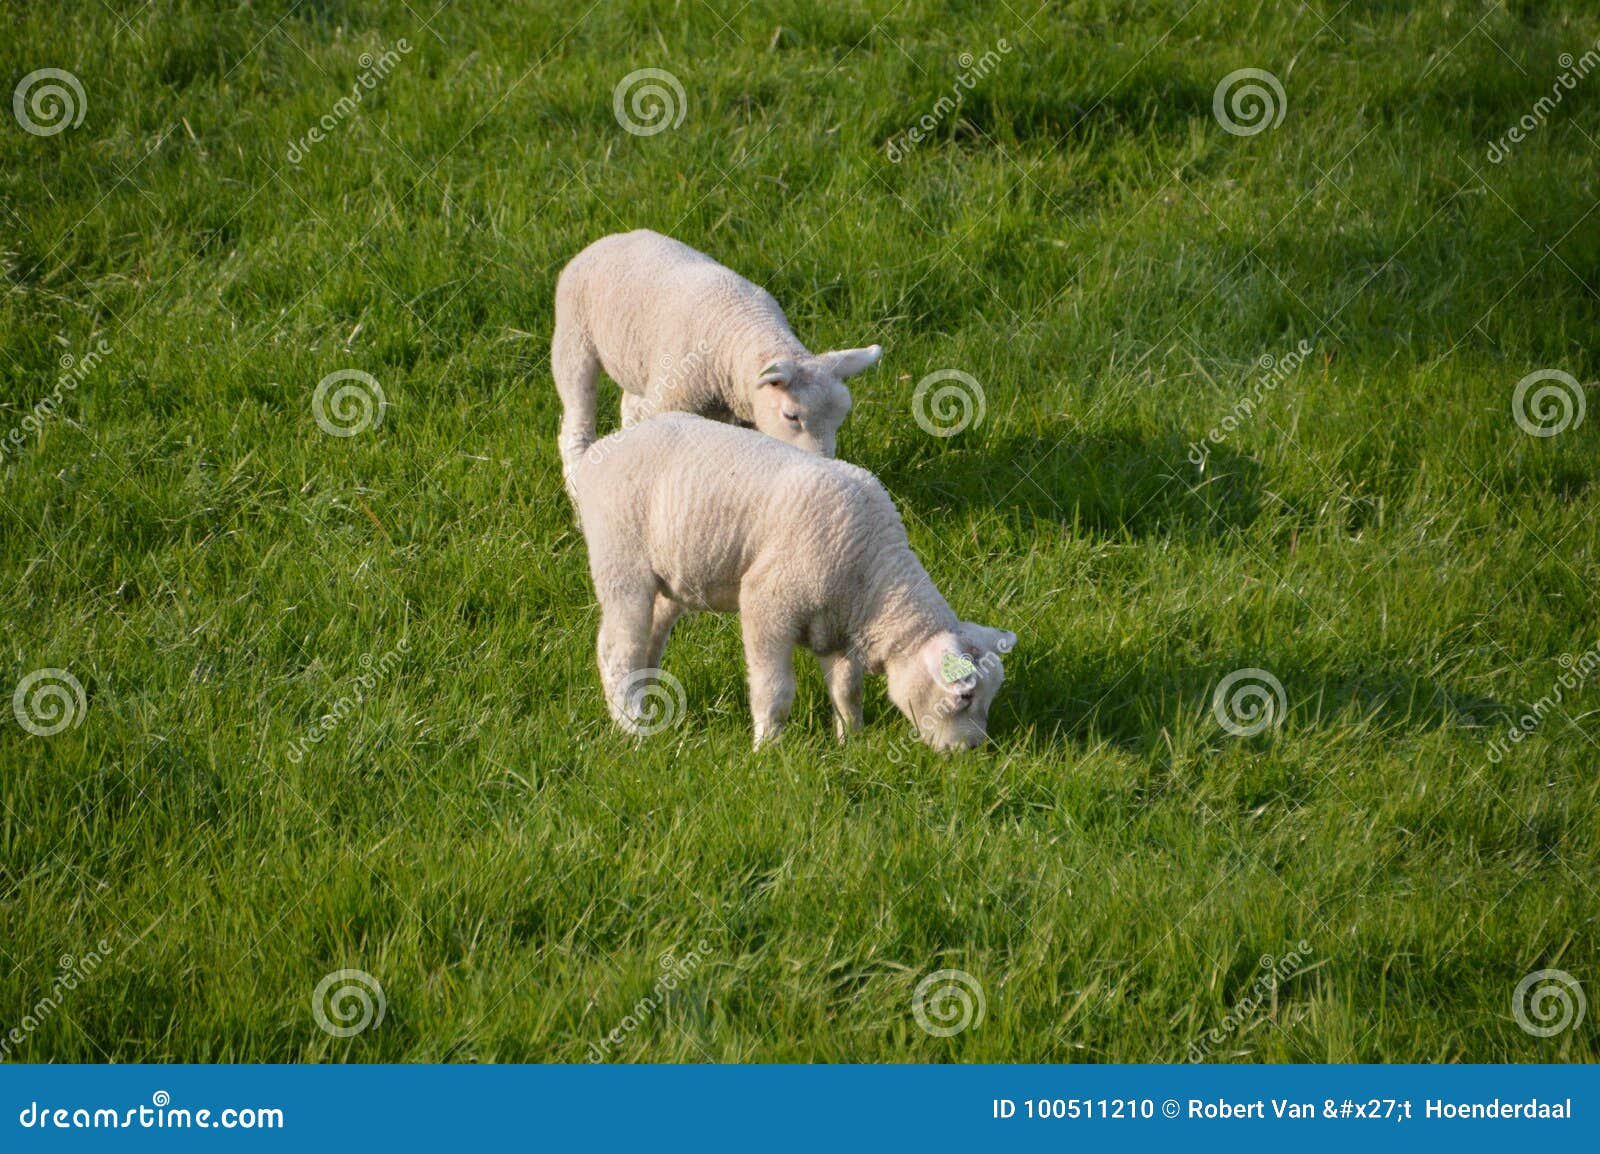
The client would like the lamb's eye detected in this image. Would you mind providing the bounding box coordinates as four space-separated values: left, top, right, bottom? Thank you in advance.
783 410 802 424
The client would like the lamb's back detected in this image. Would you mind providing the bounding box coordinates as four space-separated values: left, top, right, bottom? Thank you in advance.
575 416 899 605
570 233 794 382
570 231 776 325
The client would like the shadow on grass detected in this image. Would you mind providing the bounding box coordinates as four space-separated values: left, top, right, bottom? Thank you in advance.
869 427 1263 541
1000 651 1514 753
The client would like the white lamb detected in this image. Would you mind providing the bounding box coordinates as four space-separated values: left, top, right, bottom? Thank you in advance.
552 230 882 477
565 413 1015 751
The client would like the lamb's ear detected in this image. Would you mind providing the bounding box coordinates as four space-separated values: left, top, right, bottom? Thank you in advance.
960 623 1018 656
820 345 882 379
755 359 796 389
921 633 978 692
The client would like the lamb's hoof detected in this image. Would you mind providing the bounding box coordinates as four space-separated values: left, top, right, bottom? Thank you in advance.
610 669 686 738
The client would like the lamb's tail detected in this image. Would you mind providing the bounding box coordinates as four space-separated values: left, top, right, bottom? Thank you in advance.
552 300 600 489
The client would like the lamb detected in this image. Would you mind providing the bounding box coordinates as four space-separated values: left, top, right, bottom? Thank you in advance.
565 412 1016 751
552 229 882 480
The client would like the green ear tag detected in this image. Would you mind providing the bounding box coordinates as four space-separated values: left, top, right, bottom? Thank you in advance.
941 653 977 684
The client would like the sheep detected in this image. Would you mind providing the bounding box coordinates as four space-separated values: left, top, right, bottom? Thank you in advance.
552 229 882 482
564 412 1015 751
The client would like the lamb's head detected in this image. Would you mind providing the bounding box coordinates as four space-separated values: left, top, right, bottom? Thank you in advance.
752 345 881 456
887 623 1017 752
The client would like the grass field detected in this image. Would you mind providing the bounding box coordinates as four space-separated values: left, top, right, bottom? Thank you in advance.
3 0 1598 1063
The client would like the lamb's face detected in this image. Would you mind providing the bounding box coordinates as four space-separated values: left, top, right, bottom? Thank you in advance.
753 377 852 456
752 345 881 457
888 625 1017 752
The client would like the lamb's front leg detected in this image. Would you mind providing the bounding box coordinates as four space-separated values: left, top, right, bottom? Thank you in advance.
741 617 796 749
620 391 653 429
818 651 863 741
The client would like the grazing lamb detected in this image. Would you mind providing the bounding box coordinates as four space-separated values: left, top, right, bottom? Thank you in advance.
552 229 882 478
566 413 1015 751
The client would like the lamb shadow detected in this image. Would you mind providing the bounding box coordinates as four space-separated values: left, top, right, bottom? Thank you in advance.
864 427 1262 542
998 647 1515 755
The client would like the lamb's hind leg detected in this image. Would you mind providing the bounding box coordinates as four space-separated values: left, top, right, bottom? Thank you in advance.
596 581 662 735
742 616 797 749
551 298 601 498
646 593 683 669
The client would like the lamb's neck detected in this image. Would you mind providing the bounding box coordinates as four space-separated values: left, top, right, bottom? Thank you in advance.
851 558 957 672
717 313 808 422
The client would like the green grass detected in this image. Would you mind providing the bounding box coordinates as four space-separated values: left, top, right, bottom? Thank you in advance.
2 0 1598 1063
